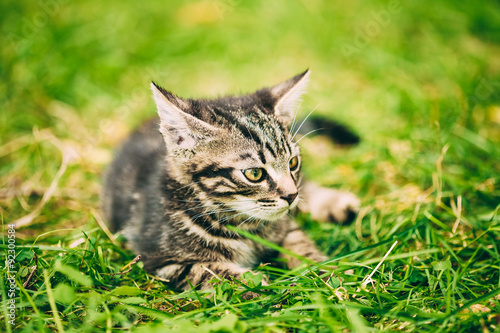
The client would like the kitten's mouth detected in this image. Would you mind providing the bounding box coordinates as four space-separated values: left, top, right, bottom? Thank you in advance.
219 207 288 226
242 206 290 223
223 197 294 225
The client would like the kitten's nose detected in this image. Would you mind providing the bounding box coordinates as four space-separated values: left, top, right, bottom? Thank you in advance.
281 193 298 205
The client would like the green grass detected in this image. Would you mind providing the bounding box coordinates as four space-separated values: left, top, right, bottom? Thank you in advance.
1 0 500 331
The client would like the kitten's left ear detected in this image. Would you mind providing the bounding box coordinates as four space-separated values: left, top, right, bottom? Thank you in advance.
266 69 310 125
150 82 221 151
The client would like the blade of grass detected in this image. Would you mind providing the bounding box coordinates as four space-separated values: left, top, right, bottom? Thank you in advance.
43 270 65 333
19 286 46 332
225 225 314 265
0 273 13 333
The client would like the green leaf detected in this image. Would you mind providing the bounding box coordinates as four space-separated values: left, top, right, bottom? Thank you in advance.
118 297 147 304
115 304 172 320
199 313 240 332
111 286 141 296
54 260 93 286
221 281 231 291
251 272 264 286
433 259 451 271
53 283 76 305
18 266 29 277
16 250 34 262
346 308 369 333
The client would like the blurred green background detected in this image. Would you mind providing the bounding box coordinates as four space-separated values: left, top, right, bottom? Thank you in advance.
2 0 499 227
1 0 500 331
1 0 499 240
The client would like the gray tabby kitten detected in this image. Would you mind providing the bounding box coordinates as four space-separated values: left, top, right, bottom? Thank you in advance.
102 70 359 292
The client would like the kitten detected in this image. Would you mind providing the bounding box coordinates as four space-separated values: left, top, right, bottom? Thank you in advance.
102 70 360 294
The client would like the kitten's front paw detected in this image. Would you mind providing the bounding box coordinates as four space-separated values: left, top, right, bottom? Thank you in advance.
305 186 360 223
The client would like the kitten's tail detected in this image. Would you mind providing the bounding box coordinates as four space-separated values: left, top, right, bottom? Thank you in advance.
295 116 360 145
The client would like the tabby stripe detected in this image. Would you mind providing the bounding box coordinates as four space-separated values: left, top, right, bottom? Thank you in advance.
258 150 266 164
277 121 291 154
197 270 213 286
281 134 291 155
267 176 277 191
171 264 194 286
265 142 277 158
208 189 254 197
193 165 246 188
210 179 237 192
193 164 255 196
194 175 251 197
239 153 253 160
266 137 280 157
241 124 262 146
184 208 241 239
212 107 263 146
193 164 234 180
277 134 289 156
206 106 229 126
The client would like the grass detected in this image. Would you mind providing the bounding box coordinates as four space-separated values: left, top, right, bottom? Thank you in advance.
1 0 500 331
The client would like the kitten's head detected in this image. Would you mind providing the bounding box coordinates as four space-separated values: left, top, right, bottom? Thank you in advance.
151 70 310 223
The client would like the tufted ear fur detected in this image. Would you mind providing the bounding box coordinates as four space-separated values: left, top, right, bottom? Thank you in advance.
266 69 310 125
150 82 220 150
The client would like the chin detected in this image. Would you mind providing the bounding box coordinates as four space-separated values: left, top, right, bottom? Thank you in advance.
253 207 290 222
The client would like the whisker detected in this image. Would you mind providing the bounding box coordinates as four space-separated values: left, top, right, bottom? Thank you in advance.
181 203 215 213
236 218 251 229
170 198 203 203
191 206 238 221
218 207 260 224
203 207 261 234
236 213 259 229
289 100 303 135
174 181 202 192
294 128 324 144
291 104 319 141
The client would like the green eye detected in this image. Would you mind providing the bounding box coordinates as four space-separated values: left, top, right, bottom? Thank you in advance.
243 168 264 182
289 156 299 171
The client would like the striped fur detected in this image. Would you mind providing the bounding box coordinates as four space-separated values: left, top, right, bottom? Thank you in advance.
102 70 359 293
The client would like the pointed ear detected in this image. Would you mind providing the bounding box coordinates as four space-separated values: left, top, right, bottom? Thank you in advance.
269 69 310 124
150 82 219 150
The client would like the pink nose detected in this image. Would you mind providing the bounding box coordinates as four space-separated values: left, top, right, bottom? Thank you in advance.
281 193 298 205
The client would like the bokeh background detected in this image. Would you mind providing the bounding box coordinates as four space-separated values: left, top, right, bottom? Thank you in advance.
2 0 499 225
1 0 500 331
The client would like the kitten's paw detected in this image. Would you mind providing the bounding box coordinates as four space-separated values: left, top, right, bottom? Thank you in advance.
306 187 360 223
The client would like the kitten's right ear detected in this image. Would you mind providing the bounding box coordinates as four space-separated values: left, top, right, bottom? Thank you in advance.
150 82 219 150
259 70 310 126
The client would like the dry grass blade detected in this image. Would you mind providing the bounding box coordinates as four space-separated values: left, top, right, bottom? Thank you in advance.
23 265 38 288
91 208 119 246
0 134 33 158
361 241 398 290
12 129 78 228
451 195 462 233
102 255 142 276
